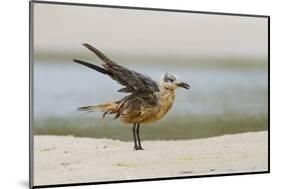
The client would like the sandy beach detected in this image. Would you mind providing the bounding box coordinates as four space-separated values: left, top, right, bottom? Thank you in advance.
33 131 268 186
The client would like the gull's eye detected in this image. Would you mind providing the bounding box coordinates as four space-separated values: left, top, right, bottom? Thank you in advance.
168 78 174 83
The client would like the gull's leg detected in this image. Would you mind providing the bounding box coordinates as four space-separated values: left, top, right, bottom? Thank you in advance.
136 123 144 150
132 123 138 150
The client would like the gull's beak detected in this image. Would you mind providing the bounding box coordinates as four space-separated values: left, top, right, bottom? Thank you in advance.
176 82 190 89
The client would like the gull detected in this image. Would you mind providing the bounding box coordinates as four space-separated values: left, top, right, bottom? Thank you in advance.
74 43 190 150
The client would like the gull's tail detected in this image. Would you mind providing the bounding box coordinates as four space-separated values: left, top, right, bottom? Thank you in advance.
78 102 119 118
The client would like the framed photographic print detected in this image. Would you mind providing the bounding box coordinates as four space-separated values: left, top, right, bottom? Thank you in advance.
29 0 270 188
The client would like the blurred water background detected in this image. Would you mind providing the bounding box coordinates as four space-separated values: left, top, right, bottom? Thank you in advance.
33 3 268 140
33 58 268 140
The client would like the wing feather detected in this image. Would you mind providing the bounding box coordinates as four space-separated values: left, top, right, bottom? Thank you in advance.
78 43 160 98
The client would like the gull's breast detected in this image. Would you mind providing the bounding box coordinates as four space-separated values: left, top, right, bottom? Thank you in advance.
139 90 175 124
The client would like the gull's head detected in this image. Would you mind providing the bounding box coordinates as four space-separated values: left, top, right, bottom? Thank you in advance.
161 72 190 90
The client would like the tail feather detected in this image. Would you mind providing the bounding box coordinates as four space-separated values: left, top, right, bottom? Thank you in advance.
78 102 119 118
77 105 98 112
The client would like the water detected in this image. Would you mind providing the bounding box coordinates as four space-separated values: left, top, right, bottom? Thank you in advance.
33 61 268 140
34 61 268 118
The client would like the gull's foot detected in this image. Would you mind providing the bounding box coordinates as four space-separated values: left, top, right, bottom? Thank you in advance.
134 146 144 150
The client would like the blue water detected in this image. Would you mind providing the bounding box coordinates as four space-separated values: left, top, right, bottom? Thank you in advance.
34 61 268 120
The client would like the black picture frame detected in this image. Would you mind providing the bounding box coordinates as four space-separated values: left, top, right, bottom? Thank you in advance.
29 1 270 188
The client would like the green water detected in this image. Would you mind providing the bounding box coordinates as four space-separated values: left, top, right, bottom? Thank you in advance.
34 113 268 141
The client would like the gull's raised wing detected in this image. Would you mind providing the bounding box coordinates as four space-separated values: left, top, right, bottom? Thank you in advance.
73 43 160 104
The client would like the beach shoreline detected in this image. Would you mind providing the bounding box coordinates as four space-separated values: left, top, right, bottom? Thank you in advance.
33 131 268 186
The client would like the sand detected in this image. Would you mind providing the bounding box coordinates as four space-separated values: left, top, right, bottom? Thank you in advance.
33 131 268 186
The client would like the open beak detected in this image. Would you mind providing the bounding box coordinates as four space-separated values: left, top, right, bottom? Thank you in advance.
176 82 190 89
